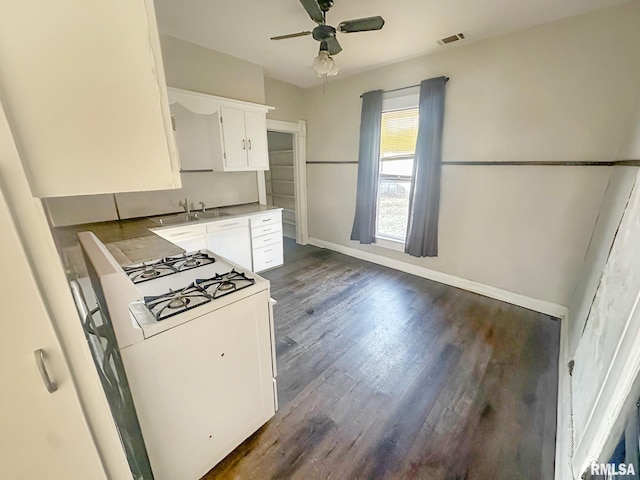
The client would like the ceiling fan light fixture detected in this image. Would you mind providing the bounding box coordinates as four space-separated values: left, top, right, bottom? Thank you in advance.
312 50 339 77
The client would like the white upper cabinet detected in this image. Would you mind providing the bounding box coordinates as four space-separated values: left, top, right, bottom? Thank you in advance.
0 0 181 198
245 112 269 169
167 88 272 172
170 103 216 172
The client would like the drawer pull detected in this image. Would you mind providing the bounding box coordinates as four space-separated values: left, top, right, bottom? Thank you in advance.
266 259 273 264
262 218 271 222
264 249 273 253
170 231 198 237
262 228 272 232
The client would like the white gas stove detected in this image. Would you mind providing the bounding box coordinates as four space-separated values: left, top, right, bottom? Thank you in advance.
121 250 269 339
78 231 277 480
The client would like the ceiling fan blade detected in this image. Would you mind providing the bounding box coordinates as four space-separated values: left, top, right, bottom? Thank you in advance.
270 31 312 41
325 36 342 55
299 0 324 24
338 16 385 33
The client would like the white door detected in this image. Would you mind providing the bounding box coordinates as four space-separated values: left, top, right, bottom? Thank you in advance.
0 189 108 479
220 107 248 169
245 111 269 169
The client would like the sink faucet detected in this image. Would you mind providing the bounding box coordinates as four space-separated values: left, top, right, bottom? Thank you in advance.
199 201 206 213
179 198 191 213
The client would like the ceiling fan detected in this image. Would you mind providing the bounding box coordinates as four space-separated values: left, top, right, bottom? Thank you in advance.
271 0 385 74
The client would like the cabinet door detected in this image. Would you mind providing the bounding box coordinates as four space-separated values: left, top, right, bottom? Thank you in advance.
0 0 180 197
245 112 269 170
0 188 108 479
171 103 215 171
207 226 252 270
220 107 248 170
174 236 207 253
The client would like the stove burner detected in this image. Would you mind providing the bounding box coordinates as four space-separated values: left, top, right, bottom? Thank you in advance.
144 283 211 321
163 251 216 274
123 251 216 284
123 261 177 284
183 258 199 268
141 267 161 279
196 270 256 300
142 270 256 321
168 297 190 309
218 281 235 292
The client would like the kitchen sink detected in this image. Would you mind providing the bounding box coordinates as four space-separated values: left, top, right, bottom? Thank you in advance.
153 210 231 225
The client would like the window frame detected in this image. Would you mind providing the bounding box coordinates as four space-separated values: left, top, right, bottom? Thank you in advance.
375 88 420 247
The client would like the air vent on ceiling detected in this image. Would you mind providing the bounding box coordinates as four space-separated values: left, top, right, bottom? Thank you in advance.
437 33 465 46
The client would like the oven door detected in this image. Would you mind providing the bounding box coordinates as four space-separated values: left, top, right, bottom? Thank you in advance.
70 279 154 480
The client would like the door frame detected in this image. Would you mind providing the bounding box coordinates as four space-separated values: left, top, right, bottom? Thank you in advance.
261 119 309 245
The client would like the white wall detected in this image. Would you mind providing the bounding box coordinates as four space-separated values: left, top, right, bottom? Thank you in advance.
618 95 640 160
264 77 305 122
44 194 119 227
160 35 265 104
304 2 640 307
114 172 258 219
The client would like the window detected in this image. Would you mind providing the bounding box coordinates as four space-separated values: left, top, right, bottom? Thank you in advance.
376 93 419 243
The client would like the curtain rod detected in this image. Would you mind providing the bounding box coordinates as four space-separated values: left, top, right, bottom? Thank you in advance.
360 77 450 98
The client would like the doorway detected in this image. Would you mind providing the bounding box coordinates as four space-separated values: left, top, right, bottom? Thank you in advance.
263 119 309 245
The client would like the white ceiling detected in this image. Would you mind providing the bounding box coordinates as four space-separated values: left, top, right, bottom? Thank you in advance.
154 0 633 88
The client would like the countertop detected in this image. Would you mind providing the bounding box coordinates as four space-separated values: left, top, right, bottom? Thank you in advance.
53 203 283 274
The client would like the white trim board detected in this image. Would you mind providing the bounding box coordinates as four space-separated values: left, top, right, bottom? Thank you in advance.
555 305 574 480
309 237 569 318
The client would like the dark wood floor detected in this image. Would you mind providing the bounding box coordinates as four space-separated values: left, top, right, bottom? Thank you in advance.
203 239 560 480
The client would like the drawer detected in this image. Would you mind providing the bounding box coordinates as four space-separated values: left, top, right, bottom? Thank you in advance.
250 212 282 228
205 217 249 233
253 242 282 258
252 231 282 249
253 248 284 273
155 225 207 240
251 222 282 239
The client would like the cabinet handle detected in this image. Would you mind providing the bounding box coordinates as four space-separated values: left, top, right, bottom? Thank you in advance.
248 139 252 150
264 249 273 253
242 139 246 150
169 231 198 237
266 259 273 264
262 218 271 222
34 349 57 393
262 227 272 232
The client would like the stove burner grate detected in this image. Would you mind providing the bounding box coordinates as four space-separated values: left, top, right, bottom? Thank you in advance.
123 261 177 284
164 251 216 273
142 270 256 321
196 270 256 300
123 251 216 284
143 283 211 321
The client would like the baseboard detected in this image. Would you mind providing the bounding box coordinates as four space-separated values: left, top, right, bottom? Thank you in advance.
309 237 569 318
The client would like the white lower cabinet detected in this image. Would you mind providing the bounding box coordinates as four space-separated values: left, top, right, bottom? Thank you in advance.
205 218 252 270
120 290 275 480
151 210 284 272
250 212 284 273
151 225 207 252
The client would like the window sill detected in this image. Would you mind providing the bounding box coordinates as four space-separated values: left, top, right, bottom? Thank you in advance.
375 236 405 252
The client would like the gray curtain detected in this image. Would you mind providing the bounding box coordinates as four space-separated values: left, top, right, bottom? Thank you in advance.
350 90 383 244
405 77 447 257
